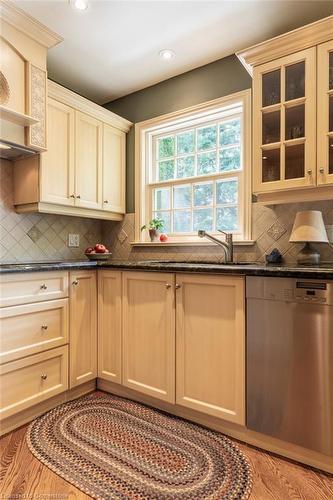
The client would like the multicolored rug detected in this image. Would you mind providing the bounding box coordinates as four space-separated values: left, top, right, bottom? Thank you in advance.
27 392 252 499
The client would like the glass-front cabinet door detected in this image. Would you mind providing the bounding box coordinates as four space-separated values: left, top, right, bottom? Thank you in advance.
317 39 333 186
253 48 316 193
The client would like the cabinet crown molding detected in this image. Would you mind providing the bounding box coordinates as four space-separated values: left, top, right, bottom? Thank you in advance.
0 0 63 48
237 15 333 75
48 80 133 132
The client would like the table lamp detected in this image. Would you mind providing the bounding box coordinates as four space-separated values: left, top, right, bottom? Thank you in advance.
289 210 328 265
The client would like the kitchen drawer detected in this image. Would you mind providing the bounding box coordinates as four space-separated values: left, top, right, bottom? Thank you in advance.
0 346 68 420
0 271 69 307
0 299 69 364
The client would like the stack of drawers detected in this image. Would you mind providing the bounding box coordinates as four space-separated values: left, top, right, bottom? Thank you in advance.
0 271 69 420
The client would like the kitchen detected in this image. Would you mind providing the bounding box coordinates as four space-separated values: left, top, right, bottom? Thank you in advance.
0 0 333 498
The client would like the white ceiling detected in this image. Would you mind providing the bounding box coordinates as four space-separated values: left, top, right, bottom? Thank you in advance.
15 1 333 104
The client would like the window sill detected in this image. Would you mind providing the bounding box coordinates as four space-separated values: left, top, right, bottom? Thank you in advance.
131 240 255 247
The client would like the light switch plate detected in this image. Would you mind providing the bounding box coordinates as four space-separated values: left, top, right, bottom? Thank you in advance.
68 233 80 247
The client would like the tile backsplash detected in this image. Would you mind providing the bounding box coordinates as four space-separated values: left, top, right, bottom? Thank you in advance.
102 203 333 264
1 159 332 264
0 160 102 263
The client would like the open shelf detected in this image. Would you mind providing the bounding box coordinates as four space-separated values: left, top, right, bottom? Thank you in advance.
0 106 38 126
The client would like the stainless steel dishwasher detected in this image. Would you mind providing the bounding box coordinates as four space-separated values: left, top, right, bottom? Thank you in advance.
246 276 333 456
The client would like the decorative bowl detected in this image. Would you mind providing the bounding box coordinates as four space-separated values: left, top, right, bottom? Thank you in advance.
85 252 112 261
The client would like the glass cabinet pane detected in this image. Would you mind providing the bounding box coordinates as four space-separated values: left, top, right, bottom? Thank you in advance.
329 137 333 175
329 51 333 90
285 144 304 179
262 111 280 144
285 62 305 101
329 95 333 133
262 148 280 182
285 105 305 140
262 70 280 107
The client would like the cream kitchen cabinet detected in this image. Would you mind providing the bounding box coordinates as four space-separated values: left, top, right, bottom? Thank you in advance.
69 270 97 388
237 15 333 203
122 272 176 403
98 270 122 383
13 81 131 221
176 274 245 425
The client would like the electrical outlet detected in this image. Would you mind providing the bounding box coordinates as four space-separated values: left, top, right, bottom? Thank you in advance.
326 225 333 242
68 233 80 247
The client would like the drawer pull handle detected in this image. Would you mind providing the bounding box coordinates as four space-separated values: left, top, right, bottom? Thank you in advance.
307 169 312 175
40 284 47 290
76 195 81 199
70 194 75 198
41 325 48 330
104 200 109 204
165 283 172 289
175 284 182 289
41 374 48 380
72 279 79 286
319 168 324 174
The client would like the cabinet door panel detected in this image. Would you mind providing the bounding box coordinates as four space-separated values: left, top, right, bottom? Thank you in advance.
122 272 175 403
103 124 125 213
69 271 97 387
253 48 316 193
40 98 75 205
75 111 102 209
98 271 122 383
176 274 245 424
317 39 333 186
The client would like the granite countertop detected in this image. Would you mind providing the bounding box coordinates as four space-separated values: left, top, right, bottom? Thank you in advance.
1 259 333 279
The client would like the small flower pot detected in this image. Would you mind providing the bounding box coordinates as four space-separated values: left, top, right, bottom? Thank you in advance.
149 229 160 242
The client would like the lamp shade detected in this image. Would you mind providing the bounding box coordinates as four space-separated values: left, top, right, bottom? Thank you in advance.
289 210 328 243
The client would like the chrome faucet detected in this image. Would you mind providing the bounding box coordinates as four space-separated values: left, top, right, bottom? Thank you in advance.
198 229 234 263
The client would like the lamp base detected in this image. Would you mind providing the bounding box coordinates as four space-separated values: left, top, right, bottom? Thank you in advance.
297 242 320 266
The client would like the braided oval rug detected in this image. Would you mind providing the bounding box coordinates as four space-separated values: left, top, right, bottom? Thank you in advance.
27 392 252 499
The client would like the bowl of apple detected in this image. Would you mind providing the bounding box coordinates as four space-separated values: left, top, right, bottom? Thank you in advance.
85 244 112 260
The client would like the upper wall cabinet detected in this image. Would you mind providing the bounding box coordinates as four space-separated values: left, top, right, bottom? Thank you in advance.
13 81 131 221
0 1 62 151
237 16 333 204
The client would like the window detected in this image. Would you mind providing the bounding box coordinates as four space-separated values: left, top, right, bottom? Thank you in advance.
135 90 251 244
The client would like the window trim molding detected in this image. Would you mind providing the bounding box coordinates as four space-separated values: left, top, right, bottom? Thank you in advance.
134 89 252 245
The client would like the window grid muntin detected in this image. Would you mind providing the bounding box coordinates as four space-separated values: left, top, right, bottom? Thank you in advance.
154 114 242 183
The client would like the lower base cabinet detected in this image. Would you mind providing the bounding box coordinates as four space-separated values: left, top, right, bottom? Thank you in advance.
98 270 122 383
175 274 245 425
0 345 68 420
122 272 176 403
70 270 97 388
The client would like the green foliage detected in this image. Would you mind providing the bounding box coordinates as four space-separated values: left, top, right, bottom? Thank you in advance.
176 156 195 178
198 151 216 175
216 180 238 204
158 160 174 181
219 119 241 146
177 131 195 154
158 136 174 159
141 217 164 232
219 147 240 171
193 208 213 231
193 183 213 207
197 126 217 151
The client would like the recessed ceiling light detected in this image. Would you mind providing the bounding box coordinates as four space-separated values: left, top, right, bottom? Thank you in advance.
159 49 175 61
0 143 11 150
71 0 88 11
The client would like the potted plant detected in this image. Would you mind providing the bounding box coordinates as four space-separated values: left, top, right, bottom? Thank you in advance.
141 217 164 242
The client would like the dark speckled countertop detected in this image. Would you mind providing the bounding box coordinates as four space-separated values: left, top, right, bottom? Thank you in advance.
1 259 333 279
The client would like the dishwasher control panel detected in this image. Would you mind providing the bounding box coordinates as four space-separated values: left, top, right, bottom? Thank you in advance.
246 276 333 305
295 281 330 303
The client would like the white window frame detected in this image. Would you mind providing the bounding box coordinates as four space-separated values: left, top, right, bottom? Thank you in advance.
134 89 252 245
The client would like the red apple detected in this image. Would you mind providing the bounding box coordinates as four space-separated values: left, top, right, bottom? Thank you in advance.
95 243 106 253
85 246 94 254
160 233 168 242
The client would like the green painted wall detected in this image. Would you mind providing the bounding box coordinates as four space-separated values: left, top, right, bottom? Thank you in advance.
105 54 251 213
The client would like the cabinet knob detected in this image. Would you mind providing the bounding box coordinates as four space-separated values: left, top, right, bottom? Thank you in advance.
70 194 75 198
165 283 172 289
307 169 312 175
76 195 81 199
72 279 79 286
104 200 109 204
175 284 182 289
41 324 48 330
41 374 48 380
319 168 325 174
40 284 47 290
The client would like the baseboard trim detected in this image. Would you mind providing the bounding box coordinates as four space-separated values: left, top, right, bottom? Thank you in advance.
97 378 333 475
0 380 96 436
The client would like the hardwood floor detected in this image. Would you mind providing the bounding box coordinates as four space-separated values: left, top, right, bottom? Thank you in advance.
1 421 332 499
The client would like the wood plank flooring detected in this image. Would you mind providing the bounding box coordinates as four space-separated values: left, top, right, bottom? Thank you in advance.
1 420 332 499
